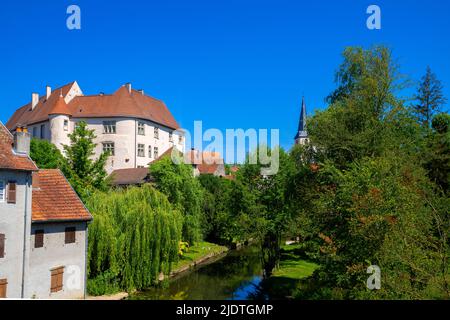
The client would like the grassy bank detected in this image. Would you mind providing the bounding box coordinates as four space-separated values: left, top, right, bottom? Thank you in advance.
172 241 229 274
262 243 318 299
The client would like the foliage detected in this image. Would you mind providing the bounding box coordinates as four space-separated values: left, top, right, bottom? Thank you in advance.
413 66 447 127
62 121 110 200
293 46 450 299
30 138 64 169
150 155 204 245
86 185 183 294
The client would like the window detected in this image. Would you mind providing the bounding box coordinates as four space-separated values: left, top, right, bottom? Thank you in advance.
179 135 183 144
0 234 5 258
138 122 145 135
148 145 152 158
154 147 159 159
154 127 159 139
50 267 64 293
32 127 37 137
63 120 69 131
103 121 116 134
40 124 45 139
138 144 145 157
0 279 7 298
103 142 115 156
169 133 173 143
35 230 44 248
0 181 4 202
7 182 16 204
65 227 76 244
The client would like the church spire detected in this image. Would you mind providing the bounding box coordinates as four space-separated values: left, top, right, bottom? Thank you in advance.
294 96 308 145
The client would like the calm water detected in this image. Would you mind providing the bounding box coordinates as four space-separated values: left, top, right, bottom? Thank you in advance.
130 246 265 300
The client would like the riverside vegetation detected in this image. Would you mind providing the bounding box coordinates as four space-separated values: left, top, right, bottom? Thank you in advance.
30 45 449 299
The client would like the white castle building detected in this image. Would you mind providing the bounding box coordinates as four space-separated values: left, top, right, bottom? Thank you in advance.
6 82 184 174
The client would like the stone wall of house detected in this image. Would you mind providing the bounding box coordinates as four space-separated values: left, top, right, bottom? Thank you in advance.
0 171 32 298
26 222 88 299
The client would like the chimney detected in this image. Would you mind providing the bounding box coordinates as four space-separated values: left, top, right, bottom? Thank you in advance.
32 93 39 110
13 130 31 155
138 89 144 95
125 83 131 93
46 85 52 99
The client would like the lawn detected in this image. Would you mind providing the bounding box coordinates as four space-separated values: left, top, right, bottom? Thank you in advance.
172 241 228 272
262 243 319 299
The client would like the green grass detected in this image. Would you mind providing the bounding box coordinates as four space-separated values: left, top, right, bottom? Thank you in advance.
262 243 319 299
172 241 228 271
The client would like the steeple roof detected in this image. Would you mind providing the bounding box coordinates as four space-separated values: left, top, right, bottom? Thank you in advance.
295 97 308 140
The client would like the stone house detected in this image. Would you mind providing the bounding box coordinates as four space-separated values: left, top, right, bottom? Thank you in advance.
6 81 184 174
0 123 92 299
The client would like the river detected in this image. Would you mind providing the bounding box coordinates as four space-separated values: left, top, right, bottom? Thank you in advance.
130 245 266 300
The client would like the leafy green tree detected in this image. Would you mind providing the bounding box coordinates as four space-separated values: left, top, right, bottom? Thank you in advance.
150 154 204 245
425 113 450 193
414 66 447 127
294 46 449 299
30 138 64 169
62 121 110 200
238 147 296 277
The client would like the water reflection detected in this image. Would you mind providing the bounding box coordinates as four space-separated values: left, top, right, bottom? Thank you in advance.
131 246 264 300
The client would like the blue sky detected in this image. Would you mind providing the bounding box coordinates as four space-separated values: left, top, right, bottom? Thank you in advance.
1 0 449 162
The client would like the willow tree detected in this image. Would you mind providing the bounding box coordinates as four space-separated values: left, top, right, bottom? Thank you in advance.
86 185 183 294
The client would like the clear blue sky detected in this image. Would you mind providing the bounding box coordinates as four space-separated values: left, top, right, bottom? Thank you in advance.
1 0 449 160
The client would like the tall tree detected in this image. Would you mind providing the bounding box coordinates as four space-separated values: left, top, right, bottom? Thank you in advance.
30 138 64 169
62 121 110 200
414 66 447 127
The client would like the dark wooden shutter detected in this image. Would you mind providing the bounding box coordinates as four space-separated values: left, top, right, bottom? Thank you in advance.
0 279 7 298
7 182 16 204
35 230 44 248
50 267 64 293
0 234 5 258
65 227 76 244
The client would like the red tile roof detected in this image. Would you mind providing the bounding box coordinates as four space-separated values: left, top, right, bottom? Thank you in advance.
185 150 224 175
109 167 151 186
0 122 38 171
32 169 92 222
6 82 180 131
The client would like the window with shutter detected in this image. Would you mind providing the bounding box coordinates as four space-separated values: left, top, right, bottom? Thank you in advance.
35 230 44 248
0 279 7 298
50 267 64 293
0 234 5 258
7 182 16 204
65 227 76 244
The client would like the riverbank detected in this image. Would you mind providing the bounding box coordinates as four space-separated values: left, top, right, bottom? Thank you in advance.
261 243 319 299
86 241 228 300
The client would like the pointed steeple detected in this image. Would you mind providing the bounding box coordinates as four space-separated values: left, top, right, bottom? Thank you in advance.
294 97 308 144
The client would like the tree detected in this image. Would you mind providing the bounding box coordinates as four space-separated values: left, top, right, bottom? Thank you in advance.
62 121 110 200
414 66 447 127
150 154 204 245
425 113 450 193
30 138 64 169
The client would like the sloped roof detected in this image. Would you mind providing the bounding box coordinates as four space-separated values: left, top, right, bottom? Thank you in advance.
32 169 92 222
0 122 38 172
6 82 180 130
6 82 74 130
109 167 151 186
185 150 224 175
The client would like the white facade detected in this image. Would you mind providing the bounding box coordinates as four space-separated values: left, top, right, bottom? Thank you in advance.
31 117 184 174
